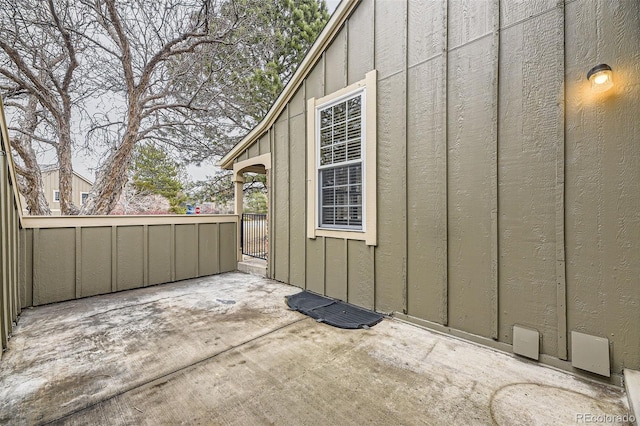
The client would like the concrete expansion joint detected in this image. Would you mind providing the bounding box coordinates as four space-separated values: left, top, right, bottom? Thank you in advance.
42 316 310 425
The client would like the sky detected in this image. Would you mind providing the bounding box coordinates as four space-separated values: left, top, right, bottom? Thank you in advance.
67 0 343 184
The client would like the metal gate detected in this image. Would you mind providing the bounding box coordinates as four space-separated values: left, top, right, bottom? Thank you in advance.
241 213 267 260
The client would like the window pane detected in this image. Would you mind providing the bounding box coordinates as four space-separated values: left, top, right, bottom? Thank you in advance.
321 169 334 187
321 109 332 128
320 147 332 166
349 206 362 226
346 139 361 161
334 167 348 186
322 187 335 205
349 164 362 184
334 121 346 143
347 119 361 140
336 187 348 205
334 102 346 123
333 143 346 163
320 128 332 146
335 207 349 225
347 97 361 119
322 207 335 225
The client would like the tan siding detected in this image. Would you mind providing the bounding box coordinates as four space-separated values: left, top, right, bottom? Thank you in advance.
406 61 447 323
374 0 407 314
497 6 562 355
175 224 198 281
325 26 347 95
288 113 306 288
446 35 495 338
305 59 325 101
447 0 492 50
273 115 290 283
248 140 260 159
304 59 325 293
198 223 219 276
116 226 145 291
33 228 76 305
289 87 305 118
305 238 324 294
34 170 94 215
347 240 374 310
236 0 640 378
258 134 270 155
565 0 640 373
148 225 172 286
20 217 237 306
1 99 25 354
219 222 237 272
347 0 374 85
325 238 347 301
21 229 33 308
80 226 112 297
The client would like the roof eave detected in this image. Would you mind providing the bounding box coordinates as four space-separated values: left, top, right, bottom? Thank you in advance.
217 0 360 170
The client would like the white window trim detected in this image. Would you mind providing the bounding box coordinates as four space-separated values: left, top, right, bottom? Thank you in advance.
316 88 365 231
307 69 377 246
53 190 60 203
80 192 90 205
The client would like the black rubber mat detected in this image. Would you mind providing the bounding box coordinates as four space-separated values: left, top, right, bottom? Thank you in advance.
286 291 383 329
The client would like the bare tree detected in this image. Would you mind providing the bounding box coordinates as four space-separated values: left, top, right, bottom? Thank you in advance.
78 0 249 214
5 95 51 215
0 0 88 214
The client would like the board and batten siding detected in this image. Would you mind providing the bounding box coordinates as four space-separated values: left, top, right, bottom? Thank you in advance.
230 0 640 379
19 216 238 307
0 99 22 355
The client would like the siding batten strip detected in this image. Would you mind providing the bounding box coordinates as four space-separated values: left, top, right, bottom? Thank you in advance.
143 225 149 286
111 226 117 292
556 0 568 361
195 223 200 277
32 229 39 306
75 227 82 298
442 0 449 326
490 0 500 341
170 224 176 282
287 103 291 285
403 0 409 315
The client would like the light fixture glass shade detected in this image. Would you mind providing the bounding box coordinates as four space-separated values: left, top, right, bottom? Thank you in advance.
587 64 614 93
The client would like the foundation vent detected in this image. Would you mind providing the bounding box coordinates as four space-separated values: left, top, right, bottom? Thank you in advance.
513 325 540 360
571 331 610 377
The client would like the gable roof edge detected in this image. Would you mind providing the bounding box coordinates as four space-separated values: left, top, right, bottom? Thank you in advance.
217 0 360 170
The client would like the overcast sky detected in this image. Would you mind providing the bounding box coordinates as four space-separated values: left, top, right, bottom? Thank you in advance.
69 0 343 184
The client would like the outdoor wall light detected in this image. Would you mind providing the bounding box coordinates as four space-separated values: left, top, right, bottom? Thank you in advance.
587 64 614 93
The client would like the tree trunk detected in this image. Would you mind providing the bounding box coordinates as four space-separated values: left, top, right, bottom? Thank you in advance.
57 95 79 215
80 101 142 215
11 96 51 215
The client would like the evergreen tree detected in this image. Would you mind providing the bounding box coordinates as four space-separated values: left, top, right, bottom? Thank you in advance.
131 144 187 214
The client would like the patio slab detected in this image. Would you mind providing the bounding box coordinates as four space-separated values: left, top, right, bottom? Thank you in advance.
0 272 631 425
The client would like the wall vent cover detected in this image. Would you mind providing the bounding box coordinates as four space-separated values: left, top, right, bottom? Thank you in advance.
571 331 610 377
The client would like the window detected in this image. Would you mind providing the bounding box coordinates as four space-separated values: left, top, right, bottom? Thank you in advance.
318 93 363 229
81 192 89 205
306 70 377 245
53 190 60 202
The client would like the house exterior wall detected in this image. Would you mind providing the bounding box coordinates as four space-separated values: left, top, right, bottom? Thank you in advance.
251 0 640 381
39 170 93 215
0 100 22 355
20 169 93 215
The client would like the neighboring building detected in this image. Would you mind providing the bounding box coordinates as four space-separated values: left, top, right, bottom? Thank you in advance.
22 165 94 215
220 0 640 384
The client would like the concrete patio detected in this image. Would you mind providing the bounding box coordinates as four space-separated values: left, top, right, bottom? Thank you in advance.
0 272 631 425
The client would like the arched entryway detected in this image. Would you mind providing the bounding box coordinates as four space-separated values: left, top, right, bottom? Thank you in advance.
233 154 271 275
